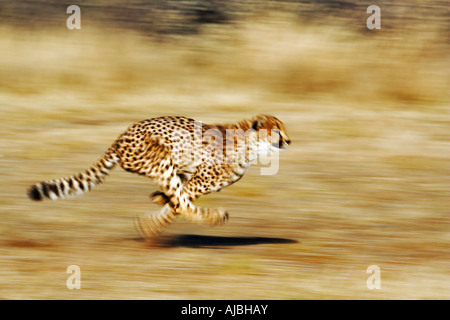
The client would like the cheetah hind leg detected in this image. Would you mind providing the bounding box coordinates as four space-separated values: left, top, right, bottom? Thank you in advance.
135 204 178 239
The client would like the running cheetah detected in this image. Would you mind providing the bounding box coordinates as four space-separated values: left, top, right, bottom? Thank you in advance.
28 115 291 237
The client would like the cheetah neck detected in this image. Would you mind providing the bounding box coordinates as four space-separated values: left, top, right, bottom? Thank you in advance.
212 118 254 133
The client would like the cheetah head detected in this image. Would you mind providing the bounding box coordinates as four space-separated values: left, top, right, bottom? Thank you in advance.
251 114 291 151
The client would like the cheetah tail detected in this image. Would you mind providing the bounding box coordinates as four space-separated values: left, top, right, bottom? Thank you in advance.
27 148 119 201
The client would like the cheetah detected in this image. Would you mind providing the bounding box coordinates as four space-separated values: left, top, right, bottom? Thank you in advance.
28 115 291 237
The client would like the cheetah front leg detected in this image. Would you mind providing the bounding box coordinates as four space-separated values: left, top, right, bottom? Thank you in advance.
139 182 228 239
150 184 229 226
165 189 229 226
138 159 228 238
137 195 227 238
150 165 231 226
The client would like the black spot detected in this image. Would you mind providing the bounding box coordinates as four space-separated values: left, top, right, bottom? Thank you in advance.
28 185 42 201
48 184 58 196
59 181 66 193
42 183 50 198
74 177 85 191
94 175 102 184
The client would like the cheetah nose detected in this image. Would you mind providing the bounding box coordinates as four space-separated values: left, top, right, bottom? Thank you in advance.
282 139 291 150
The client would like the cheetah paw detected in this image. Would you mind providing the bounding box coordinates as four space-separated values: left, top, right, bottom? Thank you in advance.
134 214 161 240
209 208 229 226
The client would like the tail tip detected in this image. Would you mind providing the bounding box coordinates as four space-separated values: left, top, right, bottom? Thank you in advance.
28 185 43 201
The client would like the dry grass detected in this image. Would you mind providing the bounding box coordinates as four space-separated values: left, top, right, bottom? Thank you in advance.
0 5 449 299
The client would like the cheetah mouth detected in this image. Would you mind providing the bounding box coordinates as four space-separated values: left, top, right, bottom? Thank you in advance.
271 143 281 149
272 142 290 150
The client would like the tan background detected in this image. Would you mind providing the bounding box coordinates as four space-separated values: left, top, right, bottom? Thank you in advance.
0 1 448 299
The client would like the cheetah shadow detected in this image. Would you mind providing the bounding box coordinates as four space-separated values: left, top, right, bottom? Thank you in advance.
138 234 298 248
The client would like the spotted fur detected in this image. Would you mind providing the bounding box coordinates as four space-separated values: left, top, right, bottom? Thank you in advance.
28 115 291 237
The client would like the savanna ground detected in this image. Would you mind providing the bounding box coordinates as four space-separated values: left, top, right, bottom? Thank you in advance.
0 1 449 299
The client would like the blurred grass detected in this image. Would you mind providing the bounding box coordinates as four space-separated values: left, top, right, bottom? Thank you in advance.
0 1 449 299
